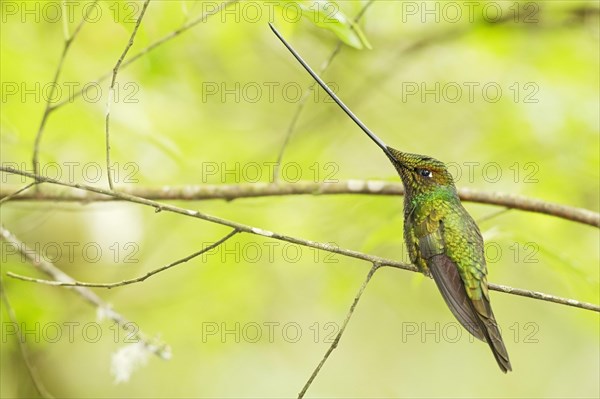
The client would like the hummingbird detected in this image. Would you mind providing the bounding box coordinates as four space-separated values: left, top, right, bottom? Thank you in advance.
270 23 512 372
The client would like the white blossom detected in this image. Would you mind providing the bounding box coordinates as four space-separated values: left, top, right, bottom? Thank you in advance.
110 342 149 384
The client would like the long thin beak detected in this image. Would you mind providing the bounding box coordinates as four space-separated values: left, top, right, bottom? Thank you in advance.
269 22 395 160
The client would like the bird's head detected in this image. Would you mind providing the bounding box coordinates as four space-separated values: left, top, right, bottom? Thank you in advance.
386 147 457 197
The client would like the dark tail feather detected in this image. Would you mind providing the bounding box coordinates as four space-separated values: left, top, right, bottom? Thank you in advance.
428 254 512 372
478 303 512 373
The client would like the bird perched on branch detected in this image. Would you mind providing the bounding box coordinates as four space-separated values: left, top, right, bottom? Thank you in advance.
270 22 511 372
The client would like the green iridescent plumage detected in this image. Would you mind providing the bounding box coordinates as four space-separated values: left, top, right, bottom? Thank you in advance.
388 148 512 373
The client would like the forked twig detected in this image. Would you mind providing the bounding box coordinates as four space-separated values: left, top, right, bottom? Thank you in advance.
52 1 238 111
6 229 239 289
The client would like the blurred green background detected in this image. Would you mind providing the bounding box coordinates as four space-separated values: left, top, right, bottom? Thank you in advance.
1 1 599 397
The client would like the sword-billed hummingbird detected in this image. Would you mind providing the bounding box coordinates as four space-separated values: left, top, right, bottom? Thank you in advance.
270 23 512 373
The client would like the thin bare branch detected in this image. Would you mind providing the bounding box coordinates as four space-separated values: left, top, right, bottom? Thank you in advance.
32 42 68 180
0 182 38 205
31 0 97 182
31 0 98 180
1 167 598 313
458 187 599 227
105 0 150 189
7 229 239 289
0 278 54 398
52 1 238 111
487 282 600 312
298 263 380 398
2 180 597 227
60 1 69 41
0 225 171 360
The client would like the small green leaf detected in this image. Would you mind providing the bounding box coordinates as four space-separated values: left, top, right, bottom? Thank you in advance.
285 1 372 49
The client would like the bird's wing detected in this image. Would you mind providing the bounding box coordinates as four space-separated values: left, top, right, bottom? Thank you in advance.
408 201 512 372
444 206 512 372
413 204 486 341
436 203 511 372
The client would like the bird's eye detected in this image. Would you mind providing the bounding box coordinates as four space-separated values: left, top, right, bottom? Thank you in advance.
417 168 432 178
